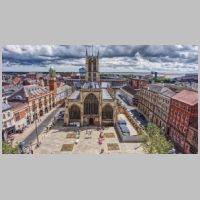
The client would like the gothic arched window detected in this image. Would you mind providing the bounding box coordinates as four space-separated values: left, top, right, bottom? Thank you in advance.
84 94 98 115
102 105 113 119
93 60 96 72
69 105 80 119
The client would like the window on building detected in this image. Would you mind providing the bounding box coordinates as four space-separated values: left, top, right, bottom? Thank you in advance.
102 105 113 120
69 105 80 119
8 120 12 126
7 112 10 117
193 134 198 144
84 94 99 115
15 113 20 121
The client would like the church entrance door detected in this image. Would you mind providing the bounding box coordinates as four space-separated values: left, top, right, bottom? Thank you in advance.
89 118 94 125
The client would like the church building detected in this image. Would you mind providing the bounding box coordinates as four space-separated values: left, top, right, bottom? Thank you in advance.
64 49 117 127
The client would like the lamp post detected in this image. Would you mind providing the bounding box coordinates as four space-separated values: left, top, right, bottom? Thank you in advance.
33 108 40 148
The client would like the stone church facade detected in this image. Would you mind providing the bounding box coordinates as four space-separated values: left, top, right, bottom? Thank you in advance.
64 50 117 127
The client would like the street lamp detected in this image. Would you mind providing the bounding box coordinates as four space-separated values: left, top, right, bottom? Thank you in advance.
2 127 7 142
33 111 40 148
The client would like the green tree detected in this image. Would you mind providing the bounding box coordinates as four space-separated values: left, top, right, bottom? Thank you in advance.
2 142 19 154
153 77 175 83
143 123 173 154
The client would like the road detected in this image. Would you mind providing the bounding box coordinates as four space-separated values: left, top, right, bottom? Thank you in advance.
23 107 62 146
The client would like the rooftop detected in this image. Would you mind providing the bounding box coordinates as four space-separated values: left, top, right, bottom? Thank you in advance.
159 87 176 98
145 84 176 97
82 82 100 89
101 82 111 88
8 84 50 101
2 103 12 112
122 85 138 96
68 91 80 100
102 89 113 100
164 83 196 93
9 102 28 110
172 90 198 105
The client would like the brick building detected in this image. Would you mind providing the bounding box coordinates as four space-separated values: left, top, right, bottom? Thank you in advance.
138 84 176 132
168 90 198 154
49 66 57 96
8 84 55 123
9 102 29 132
129 78 149 89
2 98 15 141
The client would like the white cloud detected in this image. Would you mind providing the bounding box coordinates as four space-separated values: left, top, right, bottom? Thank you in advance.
2 45 198 73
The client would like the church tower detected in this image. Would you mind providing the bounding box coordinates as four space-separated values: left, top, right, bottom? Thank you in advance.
85 47 100 82
49 66 57 95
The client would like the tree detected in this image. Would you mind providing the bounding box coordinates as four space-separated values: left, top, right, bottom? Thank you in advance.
2 142 19 154
153 77 175 83
143 123 173 154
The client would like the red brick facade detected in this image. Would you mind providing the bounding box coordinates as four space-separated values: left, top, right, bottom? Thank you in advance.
129 79 149 89
168 90 198 153
14 108 27 121
49 79 57 95
11 102 29 131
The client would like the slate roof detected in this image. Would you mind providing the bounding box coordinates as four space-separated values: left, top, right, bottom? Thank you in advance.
101 82 111 88
122 85 138 95
145 84 176 97
82 82 100 89
8 84 50 101
163 83 196 93
146 84 163 93
159 87 176 98
2 103 12 112
68 91 80 100
102 89 113 100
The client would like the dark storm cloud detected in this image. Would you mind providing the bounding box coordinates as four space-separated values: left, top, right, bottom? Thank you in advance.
2 45 198 72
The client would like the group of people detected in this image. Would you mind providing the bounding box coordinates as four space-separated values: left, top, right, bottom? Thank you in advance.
75 127 105 146
74 127 105 154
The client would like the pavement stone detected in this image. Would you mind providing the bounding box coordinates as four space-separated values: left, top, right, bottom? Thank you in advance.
34 120 145 154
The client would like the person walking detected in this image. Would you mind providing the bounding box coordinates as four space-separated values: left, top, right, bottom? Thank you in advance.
99 131 104 139
76 129 80 139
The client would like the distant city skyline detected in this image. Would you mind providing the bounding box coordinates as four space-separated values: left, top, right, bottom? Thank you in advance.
2 45 198 73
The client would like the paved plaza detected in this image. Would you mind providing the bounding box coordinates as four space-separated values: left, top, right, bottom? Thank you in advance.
34 122 144 154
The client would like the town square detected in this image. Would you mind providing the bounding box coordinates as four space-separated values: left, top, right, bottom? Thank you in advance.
2 45 198 154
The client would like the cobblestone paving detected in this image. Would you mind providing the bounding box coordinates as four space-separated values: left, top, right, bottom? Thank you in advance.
34 125 145 154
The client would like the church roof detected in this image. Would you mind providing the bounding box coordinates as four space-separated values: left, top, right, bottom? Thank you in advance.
68 91 80 100
102 89 113 100
82 82 100 89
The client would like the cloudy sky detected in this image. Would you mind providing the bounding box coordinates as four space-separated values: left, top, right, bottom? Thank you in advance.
2 45 198 73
